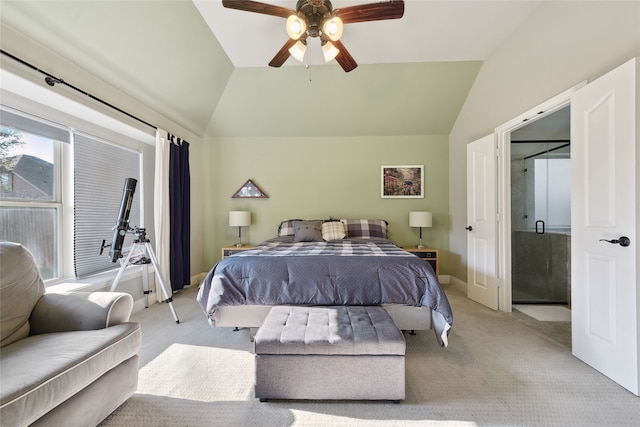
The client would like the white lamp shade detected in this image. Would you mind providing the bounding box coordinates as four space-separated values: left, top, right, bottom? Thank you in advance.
409 211 432 228
322 41 340 62
322 16 343 42
229 211 251 227
288 40 307 62
286 15 307 40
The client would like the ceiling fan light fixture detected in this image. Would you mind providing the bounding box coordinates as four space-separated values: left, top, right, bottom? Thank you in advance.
322 40 340 62
322 16 343 41
286 14 307 40
288 40 307 62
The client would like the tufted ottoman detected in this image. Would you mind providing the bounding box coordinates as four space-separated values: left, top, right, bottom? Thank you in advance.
254 305 406 402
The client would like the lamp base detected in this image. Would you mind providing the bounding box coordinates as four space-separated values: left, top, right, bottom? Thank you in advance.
235 243 243 247
417 236 428 249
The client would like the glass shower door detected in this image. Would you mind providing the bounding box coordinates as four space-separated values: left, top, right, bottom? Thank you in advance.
511 141 571 304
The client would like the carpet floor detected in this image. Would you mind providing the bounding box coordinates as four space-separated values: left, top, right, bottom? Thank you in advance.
99 284 640 426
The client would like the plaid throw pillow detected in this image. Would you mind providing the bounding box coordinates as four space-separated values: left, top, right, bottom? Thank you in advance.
322 221 346 241
340 219 388 239
277 219 303 237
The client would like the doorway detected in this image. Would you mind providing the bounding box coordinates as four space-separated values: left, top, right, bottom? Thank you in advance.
510 107 571 306
493 83 584 314
477 61 637 395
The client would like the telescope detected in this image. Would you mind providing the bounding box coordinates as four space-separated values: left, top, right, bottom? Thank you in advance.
103 177 137 262
102 176 180 323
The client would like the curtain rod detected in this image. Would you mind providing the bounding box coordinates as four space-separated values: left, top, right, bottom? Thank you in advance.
1 49 157 131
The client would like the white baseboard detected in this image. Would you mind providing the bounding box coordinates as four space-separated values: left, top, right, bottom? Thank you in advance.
191 272 208 287
132 297 151 314
449 276 467 294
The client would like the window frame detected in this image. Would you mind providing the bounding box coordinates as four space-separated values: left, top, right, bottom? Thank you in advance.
0 109 66 282
1 71 155 286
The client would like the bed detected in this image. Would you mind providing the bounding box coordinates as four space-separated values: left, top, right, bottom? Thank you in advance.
197 219 453 347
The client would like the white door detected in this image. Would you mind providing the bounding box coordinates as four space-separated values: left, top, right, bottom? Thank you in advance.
467 134 499 310
571 58 638 395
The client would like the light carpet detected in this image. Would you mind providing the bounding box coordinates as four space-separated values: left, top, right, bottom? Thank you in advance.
99 285 640 427
512 304 571 322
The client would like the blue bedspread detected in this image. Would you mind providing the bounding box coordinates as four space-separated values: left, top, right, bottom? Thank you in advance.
197 238 453 346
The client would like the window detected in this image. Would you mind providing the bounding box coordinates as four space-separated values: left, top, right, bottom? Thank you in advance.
0 108 68 280
1 106 143 282
73 132 141 278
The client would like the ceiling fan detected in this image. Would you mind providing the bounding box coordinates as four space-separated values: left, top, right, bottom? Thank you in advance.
222 0 405 72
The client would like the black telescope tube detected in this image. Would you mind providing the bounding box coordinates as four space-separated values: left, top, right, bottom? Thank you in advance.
109 178 137 262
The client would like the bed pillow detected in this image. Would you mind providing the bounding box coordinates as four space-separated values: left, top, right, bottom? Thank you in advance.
340 219 388 239
278 219 303 237
293 220 323 242
322 221 346 241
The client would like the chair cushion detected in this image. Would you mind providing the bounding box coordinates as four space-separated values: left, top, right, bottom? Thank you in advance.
0 322 141 426
0 242 45 347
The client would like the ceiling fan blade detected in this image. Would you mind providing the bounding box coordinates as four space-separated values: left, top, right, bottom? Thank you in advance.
269 38 297 67
336 0 405 24
333 40 358 72
222 0 293 18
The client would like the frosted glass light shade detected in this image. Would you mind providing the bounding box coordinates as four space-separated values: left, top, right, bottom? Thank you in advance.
322 41 340 62
288 40 307 62
229 211 251 227
322 16 343 41
286 15 307 40
409 211 432 228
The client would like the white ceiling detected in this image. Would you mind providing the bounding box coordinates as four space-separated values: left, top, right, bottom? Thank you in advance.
0 0 551 137
194 0 542 68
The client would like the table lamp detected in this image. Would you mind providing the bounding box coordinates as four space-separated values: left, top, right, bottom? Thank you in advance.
409 211 432 248
229 211 251 246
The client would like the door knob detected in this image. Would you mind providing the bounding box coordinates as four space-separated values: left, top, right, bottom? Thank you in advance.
465 226 473 231
599 236 631 247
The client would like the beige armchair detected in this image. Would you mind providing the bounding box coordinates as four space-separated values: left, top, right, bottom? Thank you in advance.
0 241 141 427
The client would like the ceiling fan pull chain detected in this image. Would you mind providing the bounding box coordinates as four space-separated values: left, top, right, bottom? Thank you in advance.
306 51 312 82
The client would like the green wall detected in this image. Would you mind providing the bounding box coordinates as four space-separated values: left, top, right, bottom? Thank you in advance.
202 135 449 272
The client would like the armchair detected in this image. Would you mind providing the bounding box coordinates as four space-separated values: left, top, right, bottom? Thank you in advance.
0 242 141 427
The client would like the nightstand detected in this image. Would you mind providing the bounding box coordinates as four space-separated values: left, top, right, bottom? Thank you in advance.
221 245 254 259
402 247 439 276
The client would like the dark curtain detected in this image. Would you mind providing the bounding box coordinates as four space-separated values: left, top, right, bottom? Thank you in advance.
169 134 190 292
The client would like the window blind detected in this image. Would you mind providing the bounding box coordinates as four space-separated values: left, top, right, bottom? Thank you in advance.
73 132 140 278
0 106 71 143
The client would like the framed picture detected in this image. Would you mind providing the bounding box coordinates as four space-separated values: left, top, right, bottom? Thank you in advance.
232 179 268 198
381 165 424 198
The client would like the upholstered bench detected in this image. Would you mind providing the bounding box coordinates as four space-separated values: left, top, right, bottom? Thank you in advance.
254 305 406 402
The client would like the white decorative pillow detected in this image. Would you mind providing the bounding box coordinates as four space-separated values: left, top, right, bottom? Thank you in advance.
322 221 346 241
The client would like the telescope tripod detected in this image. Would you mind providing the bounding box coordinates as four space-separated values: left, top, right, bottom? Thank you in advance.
109 228 180 323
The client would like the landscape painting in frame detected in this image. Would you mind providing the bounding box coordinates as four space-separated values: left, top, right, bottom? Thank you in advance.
381 165 424 198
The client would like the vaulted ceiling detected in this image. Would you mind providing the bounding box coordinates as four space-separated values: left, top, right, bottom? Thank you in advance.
0 1 542 138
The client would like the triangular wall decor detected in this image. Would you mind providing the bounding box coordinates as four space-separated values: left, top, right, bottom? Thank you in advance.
232 179 268 198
